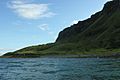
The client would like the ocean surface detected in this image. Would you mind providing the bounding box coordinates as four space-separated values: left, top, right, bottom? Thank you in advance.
0 58 120 80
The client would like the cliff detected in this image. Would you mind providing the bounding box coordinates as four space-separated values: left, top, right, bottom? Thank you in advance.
56 0 120 49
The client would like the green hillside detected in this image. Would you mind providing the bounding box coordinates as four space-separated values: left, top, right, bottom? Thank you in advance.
2 0 120 58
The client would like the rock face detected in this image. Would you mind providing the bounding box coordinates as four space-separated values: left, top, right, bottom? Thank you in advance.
56 0 120 48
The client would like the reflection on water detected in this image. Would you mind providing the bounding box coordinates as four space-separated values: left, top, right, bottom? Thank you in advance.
0 58 120 80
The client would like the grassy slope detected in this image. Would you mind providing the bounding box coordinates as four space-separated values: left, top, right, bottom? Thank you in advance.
3 43 120 58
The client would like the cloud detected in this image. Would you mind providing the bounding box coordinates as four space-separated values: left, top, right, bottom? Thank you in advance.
64 20 79 27
48 31 54 35
70 20 79 25
38 24 54 35
0 48 15 51
38 24 49 31
8 0 55 19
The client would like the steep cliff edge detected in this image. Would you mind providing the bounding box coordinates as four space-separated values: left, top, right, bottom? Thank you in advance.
56 0 120 49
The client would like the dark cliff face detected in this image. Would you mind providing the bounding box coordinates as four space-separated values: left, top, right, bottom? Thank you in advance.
56 0 120 48
103 0 120 13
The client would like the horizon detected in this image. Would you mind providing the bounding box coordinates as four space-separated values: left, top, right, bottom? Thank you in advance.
0 0 112 55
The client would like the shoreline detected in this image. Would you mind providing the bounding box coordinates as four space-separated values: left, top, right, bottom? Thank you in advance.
1 53 120 58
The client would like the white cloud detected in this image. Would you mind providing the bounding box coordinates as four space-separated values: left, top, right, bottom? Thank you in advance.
8 0 55 19
64 20 79 27
38 24 54 35
38 24 49 31
0 48 15 51
70 20 79 25
59 20 79 32
48 31 54 35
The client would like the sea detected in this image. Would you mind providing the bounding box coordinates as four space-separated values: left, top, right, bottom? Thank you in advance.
0 58 120 80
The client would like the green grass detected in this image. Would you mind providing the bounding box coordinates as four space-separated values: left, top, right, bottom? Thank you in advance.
3 42 120 58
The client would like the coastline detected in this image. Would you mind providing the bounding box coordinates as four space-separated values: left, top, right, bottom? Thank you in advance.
1 48 120 58
1 52 120 58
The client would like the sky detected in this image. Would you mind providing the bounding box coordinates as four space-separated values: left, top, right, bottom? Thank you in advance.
0 0 112 55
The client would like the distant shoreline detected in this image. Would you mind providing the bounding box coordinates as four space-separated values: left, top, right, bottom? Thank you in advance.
1 53 120 58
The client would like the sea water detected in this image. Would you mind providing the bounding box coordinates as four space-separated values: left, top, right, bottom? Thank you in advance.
0 58 120 80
